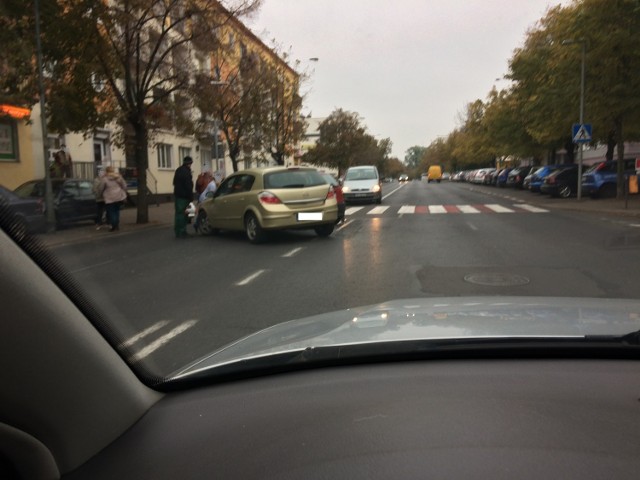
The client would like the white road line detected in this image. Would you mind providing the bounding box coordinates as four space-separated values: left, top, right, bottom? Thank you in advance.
428 205 447 214
122 320 171 348
485 204 515 213
458 205 481 214
398 206 415 214
514 203 549 213
467 222 479 231
129 320 198 363
68 260 114 274
368 206 390 215
336 219 353 231
345 206 364 215
282 247 303 258
236 269 266 286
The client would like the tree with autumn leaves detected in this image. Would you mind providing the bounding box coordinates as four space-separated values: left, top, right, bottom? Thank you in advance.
303 109 398 179
1 0 307 224
417 0 640 198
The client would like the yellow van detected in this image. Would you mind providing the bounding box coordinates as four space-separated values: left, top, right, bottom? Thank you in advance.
427 165 443 183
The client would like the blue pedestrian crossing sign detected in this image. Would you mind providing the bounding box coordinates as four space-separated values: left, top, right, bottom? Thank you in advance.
572 123 592 143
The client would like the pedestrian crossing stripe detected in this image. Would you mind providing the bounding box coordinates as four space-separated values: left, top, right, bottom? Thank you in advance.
345 204 549 216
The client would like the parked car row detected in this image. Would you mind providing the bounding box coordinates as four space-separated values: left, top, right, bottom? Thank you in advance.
453 160 639 199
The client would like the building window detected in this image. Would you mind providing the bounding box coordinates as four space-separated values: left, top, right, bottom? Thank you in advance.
244 158 252 170
0 120 19 162
178 146 192 163
157 144 173 169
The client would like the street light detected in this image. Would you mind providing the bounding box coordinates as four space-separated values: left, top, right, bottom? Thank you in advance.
561 38 587 200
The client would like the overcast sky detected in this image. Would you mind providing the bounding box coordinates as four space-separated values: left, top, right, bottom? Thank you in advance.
245 0 565 160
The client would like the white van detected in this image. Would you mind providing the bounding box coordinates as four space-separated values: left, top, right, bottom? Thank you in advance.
342 165 382 204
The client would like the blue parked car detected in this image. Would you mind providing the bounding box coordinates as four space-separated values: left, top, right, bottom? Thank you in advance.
528 164 576 193
496 167 514 188
581 158 637 198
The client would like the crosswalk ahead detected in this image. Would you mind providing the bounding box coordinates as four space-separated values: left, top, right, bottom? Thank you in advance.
345 203 549 217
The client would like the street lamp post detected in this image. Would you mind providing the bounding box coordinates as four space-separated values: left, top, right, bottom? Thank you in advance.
562 38 587 201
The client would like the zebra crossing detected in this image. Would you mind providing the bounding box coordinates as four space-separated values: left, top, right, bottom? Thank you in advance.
345 203 549 217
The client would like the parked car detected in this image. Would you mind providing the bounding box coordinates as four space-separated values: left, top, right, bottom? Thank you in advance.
506 166 535 189
528 165 576 193
496 167 514 188
581 158 637 198
0 184 46 234
540 167 579 198
196 167 338 243
319 172 345 223
342 165 382 204
472 168 495 185
13 178 96 227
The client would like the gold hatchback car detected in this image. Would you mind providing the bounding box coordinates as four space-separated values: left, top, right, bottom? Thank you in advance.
196 167 339 243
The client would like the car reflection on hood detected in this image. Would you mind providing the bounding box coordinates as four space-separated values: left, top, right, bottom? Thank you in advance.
171 297 640 381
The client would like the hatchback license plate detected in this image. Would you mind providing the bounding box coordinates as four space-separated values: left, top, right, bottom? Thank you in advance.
298 212 323 221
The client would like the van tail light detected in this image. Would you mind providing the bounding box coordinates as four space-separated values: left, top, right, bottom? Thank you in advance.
258 191 282 205
326 186 335 200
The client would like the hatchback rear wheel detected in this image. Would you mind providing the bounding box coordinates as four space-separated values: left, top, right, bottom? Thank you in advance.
245 212 267 244
314 223 335 238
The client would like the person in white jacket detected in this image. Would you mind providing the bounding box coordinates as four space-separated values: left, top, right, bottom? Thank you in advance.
98 166 128 232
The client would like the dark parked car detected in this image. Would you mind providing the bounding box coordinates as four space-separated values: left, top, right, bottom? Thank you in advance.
540 167 579 198
528 165 576 193
13 178 97 227
0 184 46 233
506 166 535 189
581 158 637 198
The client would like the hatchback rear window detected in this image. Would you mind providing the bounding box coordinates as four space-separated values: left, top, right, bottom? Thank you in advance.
264 170 326 189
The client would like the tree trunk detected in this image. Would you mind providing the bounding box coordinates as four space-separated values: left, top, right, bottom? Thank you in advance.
615 117 624 200
605 129 616 162
133 119 149 224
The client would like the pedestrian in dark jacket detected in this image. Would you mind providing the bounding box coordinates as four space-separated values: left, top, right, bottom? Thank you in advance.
173 156 194 238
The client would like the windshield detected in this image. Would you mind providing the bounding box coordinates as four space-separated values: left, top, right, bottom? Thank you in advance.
1 0 640 386
345 168 377 181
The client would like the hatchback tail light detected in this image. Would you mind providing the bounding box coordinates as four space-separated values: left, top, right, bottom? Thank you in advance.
258 191 282 205
326 186 335 200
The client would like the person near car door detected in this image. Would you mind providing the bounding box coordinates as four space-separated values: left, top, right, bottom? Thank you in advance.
173 156 194 238
93 168 106 230
98 166 127 232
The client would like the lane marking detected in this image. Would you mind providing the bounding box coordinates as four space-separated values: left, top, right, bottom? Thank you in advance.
514 203 549 213
345 206 364 215
129 320 198 362
236 269 266 286
368 206 389 215
467 222 479 231
485 204 515 213
68 260 114 274
122 320 170 348
458 205 481 214
336 219 353 231
428 205 447 214
282 247 303 258
398 206 415 214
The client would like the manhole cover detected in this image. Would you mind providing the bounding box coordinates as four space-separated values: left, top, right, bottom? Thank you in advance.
464 273 530 287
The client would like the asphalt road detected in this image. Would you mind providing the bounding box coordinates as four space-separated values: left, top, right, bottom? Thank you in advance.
50 181 640 375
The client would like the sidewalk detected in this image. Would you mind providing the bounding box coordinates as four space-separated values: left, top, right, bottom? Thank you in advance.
476 185 640 219
36 190 640 248
37 202 176 248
